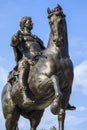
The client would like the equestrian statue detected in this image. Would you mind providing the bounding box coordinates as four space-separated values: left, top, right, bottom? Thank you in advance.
1 5 76 130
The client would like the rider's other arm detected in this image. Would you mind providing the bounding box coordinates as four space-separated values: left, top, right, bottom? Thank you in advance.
34 35 45 50
10 31 23 64
12 47 22 64
10 31 22 47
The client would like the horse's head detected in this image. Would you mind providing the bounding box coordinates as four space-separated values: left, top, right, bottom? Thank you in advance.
47 5 66 46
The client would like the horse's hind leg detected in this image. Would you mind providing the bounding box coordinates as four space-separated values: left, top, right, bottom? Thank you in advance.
58 109 65 130
5 107 20 130
2 83 20 130
29 110 44 130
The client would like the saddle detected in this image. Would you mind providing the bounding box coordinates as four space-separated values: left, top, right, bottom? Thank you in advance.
7 65 19 85
7 52 42 86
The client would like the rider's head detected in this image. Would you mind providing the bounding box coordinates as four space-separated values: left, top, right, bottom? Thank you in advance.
20 16 33 32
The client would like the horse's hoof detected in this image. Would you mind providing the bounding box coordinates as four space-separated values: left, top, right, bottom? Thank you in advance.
50 100 59 115
50 95 62 115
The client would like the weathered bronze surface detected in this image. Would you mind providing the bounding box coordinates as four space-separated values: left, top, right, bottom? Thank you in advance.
1 5 75 130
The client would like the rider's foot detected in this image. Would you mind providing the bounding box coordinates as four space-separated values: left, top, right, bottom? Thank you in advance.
66 103 76 110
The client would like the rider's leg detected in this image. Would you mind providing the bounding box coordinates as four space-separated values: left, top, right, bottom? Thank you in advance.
18 58 34 106
62 85 76 110
66 103 76 110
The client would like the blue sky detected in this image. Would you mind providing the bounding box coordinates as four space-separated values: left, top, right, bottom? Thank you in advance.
0 0 87 130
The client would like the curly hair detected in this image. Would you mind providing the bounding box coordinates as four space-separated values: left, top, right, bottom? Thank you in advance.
20 16 32 30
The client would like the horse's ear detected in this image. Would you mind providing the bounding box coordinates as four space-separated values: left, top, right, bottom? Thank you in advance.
57 4 62 10
47 7 51 14
57 4 59 7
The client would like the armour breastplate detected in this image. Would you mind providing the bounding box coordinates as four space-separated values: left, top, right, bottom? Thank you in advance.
17 34 42 59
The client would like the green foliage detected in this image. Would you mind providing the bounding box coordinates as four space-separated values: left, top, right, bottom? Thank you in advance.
50 126 57 130
41 126 57 130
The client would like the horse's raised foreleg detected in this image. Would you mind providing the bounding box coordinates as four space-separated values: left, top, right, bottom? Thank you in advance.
50 75 63 115
35 74 62 100
51 75 62 97
58 109 65 130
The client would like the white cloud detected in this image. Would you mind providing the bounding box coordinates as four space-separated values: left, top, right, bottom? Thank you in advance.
0 58 8 130
38 107 58 129
0 110 4 119
65 113 87 130
73 60 87 95
0 108 5 130
66 114 86 126
77 106 87 112
18 117 29 129
0 65 8 130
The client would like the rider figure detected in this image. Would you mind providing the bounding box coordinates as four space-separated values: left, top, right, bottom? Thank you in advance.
10 16 45 106
9 16 75 110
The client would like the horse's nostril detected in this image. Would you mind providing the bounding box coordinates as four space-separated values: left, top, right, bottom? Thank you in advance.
53 36 58 42
53 39 56 42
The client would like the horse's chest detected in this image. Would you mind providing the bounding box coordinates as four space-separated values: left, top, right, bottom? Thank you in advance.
60 58 72 68
59 58 73 80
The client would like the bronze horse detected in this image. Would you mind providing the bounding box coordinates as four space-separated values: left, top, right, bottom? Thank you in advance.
1 5 74 130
